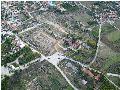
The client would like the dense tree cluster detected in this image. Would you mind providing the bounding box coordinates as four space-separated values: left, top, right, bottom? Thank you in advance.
2 39 41 66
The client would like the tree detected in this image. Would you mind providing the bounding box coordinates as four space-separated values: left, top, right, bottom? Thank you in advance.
1 75 10 90
87 39 97 48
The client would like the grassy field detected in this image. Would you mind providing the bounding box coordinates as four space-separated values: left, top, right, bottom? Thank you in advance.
103 54 120 70
99 42 120 70
101 23 117 34
113 19 120 29
92 42 119 71
91 26 99 38
74 12 93 26
99 76 117 90
107 31 120 42
98 42 117 59
108 76 120 87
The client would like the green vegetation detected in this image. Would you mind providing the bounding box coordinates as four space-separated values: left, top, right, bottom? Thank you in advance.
108 76 120 87
22 12 30 21
101 23 116 34
6 61 70 90
103 54 120 70
74 13 92 26
67 33 83 40
62 3 79 12
1 40 41 66
64 49 75 56
108 62 120 74
113 19 120 29
87 39 97 48
2 52 20 66
91 26 99 38
1 37 16 65
18 51 40 65
66 85 74 90
114 38 120 46
87 20 98 26
1 37 13 55
6 71 26 90
63 33 82 48
1 75 10 90
12 30 19 34
48 76 61 89
64 49 95 62
12 63 19 67
99 76 117 90
2 74 26 90
107 31 120 42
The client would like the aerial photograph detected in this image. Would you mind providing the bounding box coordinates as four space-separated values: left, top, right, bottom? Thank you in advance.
1 1 120 90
